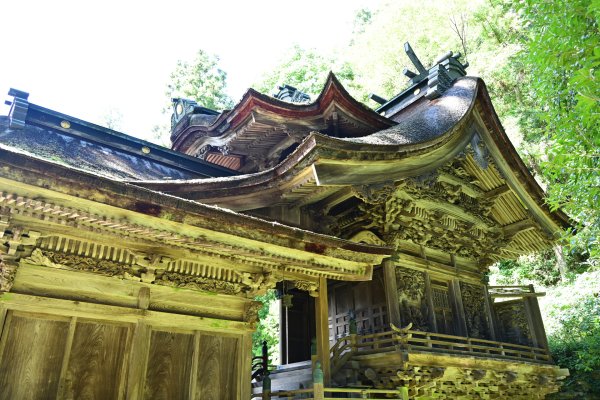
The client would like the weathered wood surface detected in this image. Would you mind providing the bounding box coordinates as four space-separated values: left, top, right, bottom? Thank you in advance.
13 264 246 321
63 321 130 400
0 302 247 399
0 313 69 400
144 330 194 400
196 334 239 400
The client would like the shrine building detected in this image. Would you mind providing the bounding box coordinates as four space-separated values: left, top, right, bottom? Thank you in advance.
0 44 570 399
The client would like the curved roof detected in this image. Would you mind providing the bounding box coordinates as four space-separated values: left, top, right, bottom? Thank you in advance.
132 77 571 259
171 73 396 170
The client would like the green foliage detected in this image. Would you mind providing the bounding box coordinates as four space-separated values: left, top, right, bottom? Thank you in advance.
494 247 591 286
548 294 600 397
167 49 233 110
252 290 280 361
511 0 600 259
254 45 364 101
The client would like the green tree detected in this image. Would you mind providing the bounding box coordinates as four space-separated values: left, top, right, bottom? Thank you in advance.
513 0 600 259
254 45 365 101
252 290 279 362
151 49 234 146
167 49 234 111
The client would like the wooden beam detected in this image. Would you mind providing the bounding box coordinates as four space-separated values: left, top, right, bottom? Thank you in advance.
313 187 355 215
437 172 484 198
315 277 330 385
484 184 511 199
382 259 401 328
490 292 546 298
503 218 536 237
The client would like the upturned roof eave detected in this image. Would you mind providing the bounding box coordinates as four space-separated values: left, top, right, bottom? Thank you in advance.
0 145 392 264
171 72 395 152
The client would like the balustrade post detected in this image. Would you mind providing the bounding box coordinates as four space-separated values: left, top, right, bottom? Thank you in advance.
311 337 318 371
313 361 325 400
398 386 409 400
262 372 271 400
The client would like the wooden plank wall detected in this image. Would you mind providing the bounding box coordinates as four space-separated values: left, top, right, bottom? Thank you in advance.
0 309 243 400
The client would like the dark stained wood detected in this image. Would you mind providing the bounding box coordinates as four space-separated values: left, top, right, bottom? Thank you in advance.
143 330 194 400
196 334 239 400
0 312 69 400
64 320 130 400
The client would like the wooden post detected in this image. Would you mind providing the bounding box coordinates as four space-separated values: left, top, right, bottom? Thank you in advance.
382 258 401 328
450 279 468 337
125 321 150 400
423 272 438 332
262 372 271 400
313 361 325 400
240 331 254 400
315 277 331 385
398 386 409 400
311 337 318 371
524 284 549 349
482 285 498 341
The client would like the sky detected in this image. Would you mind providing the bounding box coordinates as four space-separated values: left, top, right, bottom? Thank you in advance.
1 0 373 142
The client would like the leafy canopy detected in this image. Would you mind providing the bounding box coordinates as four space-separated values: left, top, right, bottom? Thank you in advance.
167 49 233 110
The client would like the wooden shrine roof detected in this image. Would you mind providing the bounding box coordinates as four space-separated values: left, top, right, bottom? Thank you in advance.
130 77 572 268
170 73 396 172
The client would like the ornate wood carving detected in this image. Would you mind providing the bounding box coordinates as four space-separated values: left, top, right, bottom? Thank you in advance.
0 258 17 291
23 249 139 278
495 301 533 347
358 177 507 261
395 267 429 331
353 182 396 204
156 272 242 295
293 280 319 297
357 364 563 398
243 301 263 326
460 283 490 339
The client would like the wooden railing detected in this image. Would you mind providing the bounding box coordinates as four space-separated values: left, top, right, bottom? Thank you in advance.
330 325 552 376
254 386 409 399
252 361 409 399
488 284 545 298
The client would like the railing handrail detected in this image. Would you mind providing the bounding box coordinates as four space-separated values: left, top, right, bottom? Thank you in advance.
330 327 551 374
255 386 407 399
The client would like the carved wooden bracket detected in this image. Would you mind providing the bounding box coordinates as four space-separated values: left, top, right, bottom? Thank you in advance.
293 280 319 297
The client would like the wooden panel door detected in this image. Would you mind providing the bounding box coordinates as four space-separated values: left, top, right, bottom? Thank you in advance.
0 312 70 400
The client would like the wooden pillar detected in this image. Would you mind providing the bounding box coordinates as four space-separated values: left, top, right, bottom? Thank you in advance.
450 279 468 337
315 277 330 385
125 321 151 400
524 284 549 349
241 331 254 399
382 259 401 328
423 273 438 332
482 285 499 341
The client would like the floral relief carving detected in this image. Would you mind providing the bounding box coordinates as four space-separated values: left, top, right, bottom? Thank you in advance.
22 248 137 278
156 271 242 295
460 282 490 339
495 301 532 346
243 301 263 326
293 280 319 297
396 266 429 331
0 259 17 291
